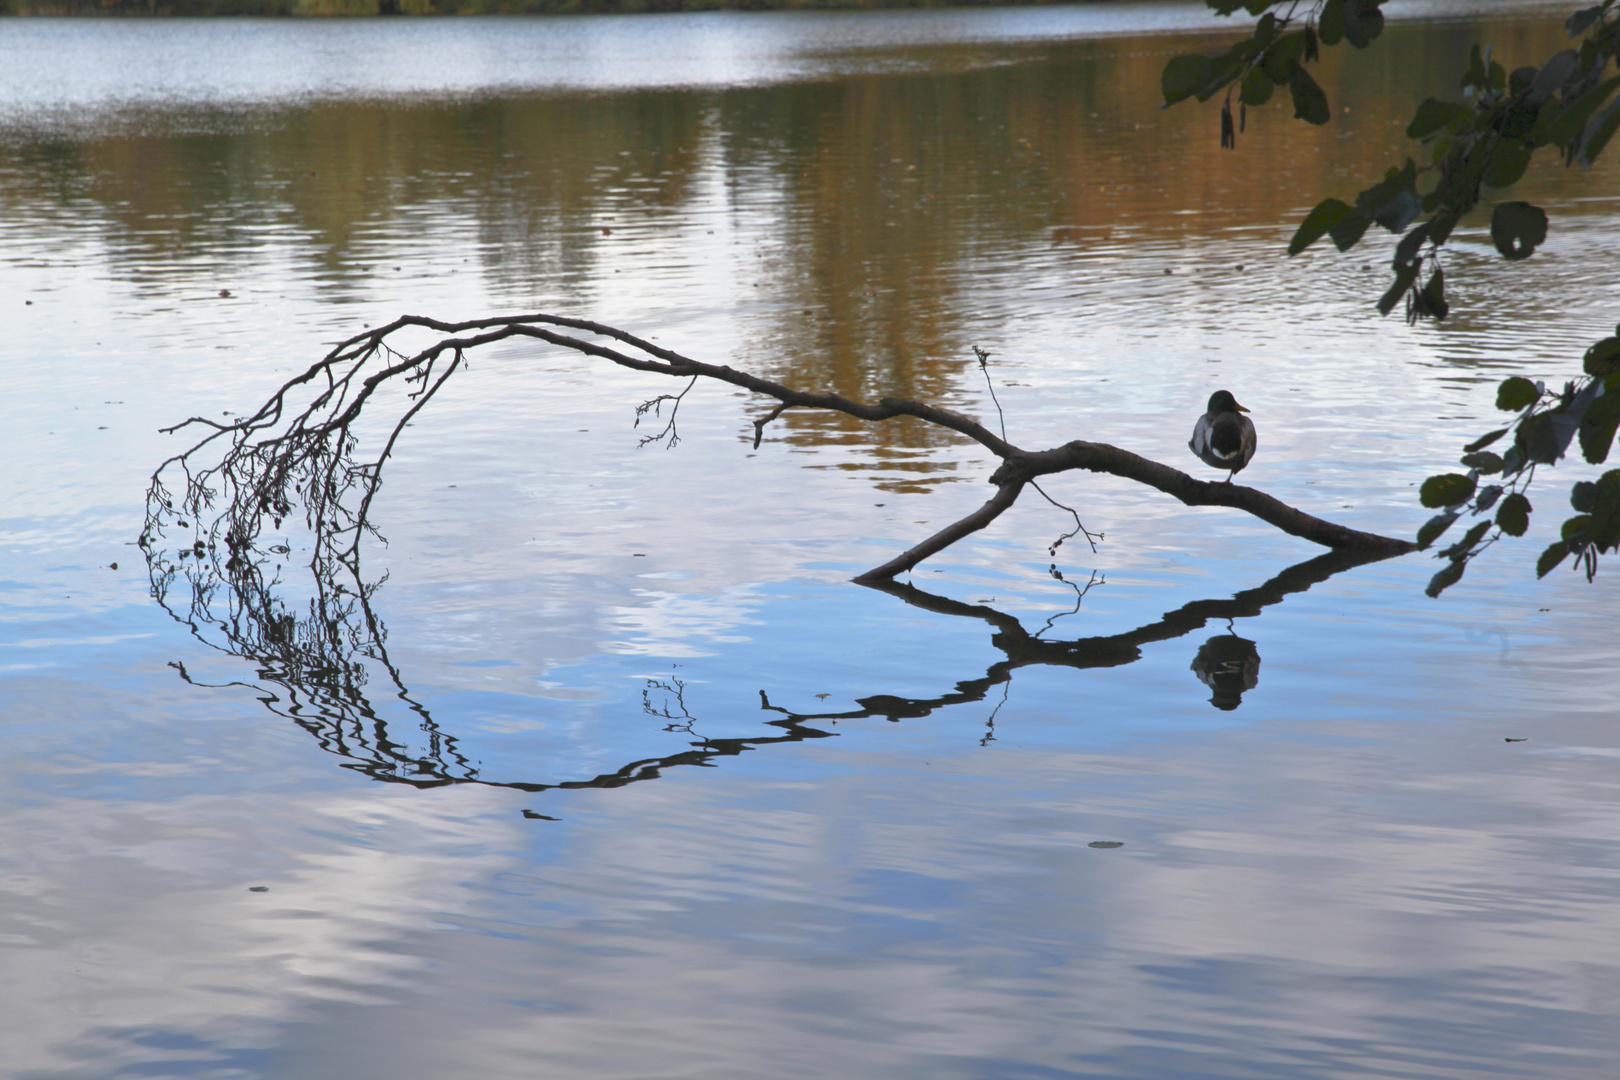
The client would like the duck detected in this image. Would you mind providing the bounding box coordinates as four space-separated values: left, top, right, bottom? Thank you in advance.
1189 390 1256 483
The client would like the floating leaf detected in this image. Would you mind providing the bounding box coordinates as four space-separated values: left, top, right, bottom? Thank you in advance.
1420 472 1476 508
1496 376 1540 411
1496 492 1532 536
1491 201 1548 260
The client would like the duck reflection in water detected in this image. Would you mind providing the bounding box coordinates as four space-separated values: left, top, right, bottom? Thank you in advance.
1191 626 1261 711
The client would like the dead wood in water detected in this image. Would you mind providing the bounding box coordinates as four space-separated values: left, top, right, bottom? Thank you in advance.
141 312 1415 586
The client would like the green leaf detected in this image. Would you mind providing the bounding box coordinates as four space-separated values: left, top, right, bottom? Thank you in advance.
1288 198 1355 255
1342 0 1385 48
1584 337 1620 377
1240 65 1275 107
1496 492 1532 536
1356 160 1421 232
1427 209 1461 245
1377 261 1419 316
1416 264 1449 321
1464 427 1509 453
1461 450 1505 473
1318 0 1346 46
1425 560 1466 598
1393 222 1431 267
1523 412 1580 464
1571 480 1597 512
1420 472 1477 508
1483 137 1534 187
1535 540 1569 577
1528 50 1581 104
1440 520 1493 560
1162 54 1214 106
1566 5 1604 36
1290 62 1331 125
1578 390 1620 464
1261 32 1306 84
1416 510 1459 549
1475 484 1504 511
1561 514 1592 541
1540 74 1620 145
1491 202 1548 260
1406 98 1473 139
1329 207 1373 251
1577 97 1620 167
1496 376 1540 411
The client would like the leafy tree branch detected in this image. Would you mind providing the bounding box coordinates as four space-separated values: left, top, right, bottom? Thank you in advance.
1164 0 1620 593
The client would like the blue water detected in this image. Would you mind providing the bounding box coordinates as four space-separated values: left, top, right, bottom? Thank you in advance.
1 4 1617 1078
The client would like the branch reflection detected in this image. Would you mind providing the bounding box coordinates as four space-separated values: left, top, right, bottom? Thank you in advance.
147 539 1393 801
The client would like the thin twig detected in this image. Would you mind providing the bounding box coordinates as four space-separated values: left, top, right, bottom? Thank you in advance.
1031 479 1103 555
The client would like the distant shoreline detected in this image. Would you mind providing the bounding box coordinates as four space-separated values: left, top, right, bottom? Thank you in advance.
6 0 1085 15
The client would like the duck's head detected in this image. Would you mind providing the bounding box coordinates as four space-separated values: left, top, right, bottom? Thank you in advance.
1207 389 1249 414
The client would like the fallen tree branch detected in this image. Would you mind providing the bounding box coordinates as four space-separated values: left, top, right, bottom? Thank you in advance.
991 441 1415 555
143 313 1413 589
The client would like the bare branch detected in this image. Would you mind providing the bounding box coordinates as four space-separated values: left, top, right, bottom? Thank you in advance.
992 442 1416 555
852 481 1028 584
143 313 1413 600
752 402 789 449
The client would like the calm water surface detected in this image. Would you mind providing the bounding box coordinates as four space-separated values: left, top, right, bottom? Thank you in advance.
1 4 1617 1078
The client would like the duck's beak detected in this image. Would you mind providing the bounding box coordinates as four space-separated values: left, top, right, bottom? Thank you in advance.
1235 402 1250 413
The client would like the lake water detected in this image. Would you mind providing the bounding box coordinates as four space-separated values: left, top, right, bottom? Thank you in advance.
2 3 1618 1078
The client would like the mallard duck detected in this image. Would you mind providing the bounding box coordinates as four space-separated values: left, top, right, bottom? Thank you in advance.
1189 390 1256 483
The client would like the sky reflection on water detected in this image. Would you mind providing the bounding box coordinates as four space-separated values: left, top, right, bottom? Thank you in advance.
1 4 1618 1078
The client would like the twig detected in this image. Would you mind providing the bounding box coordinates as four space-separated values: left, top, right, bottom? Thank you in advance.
1031 479 1103 555
635 376 699 448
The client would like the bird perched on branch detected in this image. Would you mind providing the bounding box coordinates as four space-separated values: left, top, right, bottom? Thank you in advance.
1189 390 1256 483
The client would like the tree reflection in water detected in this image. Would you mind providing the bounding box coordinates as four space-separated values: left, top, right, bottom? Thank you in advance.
146 533 1396 800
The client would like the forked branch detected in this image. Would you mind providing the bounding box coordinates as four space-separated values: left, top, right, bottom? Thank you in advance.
142 312 1413 588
